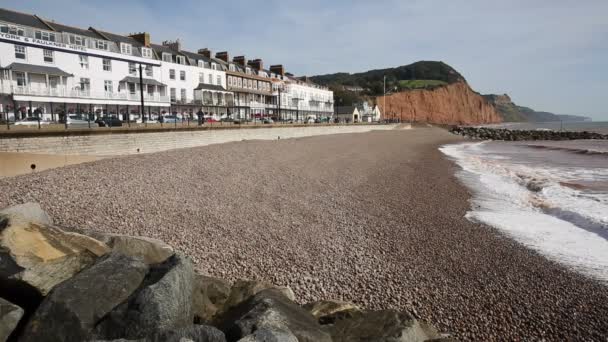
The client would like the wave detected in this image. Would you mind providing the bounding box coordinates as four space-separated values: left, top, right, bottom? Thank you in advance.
523 144 608 156
440 142 608 283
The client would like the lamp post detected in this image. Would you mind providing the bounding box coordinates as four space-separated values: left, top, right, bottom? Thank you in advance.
383 75 386 122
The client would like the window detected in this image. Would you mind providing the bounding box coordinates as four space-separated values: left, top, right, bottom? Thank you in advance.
198 60 204 68
141 48 152 58
35 30 56 42
102 58 112 71
227 76 232 86
170 88 176 102
14 45 26 60
69 35 86 46
253 81 258 90
95 40 109 50
216 75 222 86
43 49 54 63
208 74 212 84
129 62 137 76
162 53 172 62
104 80 113 93
248 79 252 89
237 78 242 88
169 69 176 80
79 55 89 69
180 71 186 81
128 83 136 94
15 72 26 87
145 65 153 77
79 78 90 93
211 63 217 70
246 68 251 75
120 43 132 55
199 73 204 83
176 56 186 65
180 89 186 102
1 24 24 36
229 65 235 72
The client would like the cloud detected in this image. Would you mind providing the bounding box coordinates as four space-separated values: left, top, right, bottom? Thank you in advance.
3 0 607 119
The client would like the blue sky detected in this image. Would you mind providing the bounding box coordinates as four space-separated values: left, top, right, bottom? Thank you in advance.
5 0 608 119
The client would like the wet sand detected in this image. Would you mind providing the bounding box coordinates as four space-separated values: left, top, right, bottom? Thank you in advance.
0 127 606 340
0 152 100 178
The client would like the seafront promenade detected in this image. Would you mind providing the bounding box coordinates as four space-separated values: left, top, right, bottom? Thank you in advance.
1 126 606 340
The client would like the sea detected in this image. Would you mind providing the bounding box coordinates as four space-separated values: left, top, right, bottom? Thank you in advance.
440 122 608 283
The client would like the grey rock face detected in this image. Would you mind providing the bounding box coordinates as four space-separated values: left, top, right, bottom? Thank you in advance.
215 289 331 342
93 325 226 342
0 297 24 342
20 253 148 342
327 309 441 342
193 274 231 323
221 280 295 315
237 327 298 342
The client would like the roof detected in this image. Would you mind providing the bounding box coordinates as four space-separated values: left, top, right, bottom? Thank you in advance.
194 83 227 91
45 22 103 39
95 29 143 47
4 63 72 77
180 50 213 65
0 8 49 30
120 76 165 87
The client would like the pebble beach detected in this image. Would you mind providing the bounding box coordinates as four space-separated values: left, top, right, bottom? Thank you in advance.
1 127 607 341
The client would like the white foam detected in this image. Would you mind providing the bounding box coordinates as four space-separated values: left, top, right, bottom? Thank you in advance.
440 142 608 282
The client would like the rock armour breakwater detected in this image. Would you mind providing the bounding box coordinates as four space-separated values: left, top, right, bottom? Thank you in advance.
451 126 608 141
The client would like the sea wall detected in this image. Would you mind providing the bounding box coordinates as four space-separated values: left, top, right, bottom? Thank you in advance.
451 126 608 141
0 124 400 156
0 203 450 342
376 82 503 125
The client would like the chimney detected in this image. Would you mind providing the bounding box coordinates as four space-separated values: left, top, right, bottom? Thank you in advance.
247 59 263 70
129 32 151 47
162 39 182 52
233 56 247 67
270 65 285 76
216 51 229 62
198 48 211 58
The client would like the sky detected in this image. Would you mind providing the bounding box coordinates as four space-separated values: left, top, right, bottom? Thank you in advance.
4 0 607 120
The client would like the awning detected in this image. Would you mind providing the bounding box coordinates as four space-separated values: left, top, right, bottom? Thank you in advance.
4 63 72 77
194 83 227 92
120 76 166 87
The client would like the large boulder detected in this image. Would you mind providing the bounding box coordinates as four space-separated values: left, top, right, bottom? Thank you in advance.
215 289 331 342
237 327 298 342
221 280 295 314
93 325 226 342
95 253 195 339
20 253 148 342
303 300 361 324
193 274 231 323
0 297 24 341
0 204 110 297
326 309 441 342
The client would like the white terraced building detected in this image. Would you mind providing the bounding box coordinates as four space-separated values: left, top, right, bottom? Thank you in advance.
0 7 333 123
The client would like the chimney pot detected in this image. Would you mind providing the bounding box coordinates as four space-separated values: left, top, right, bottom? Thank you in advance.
129 32 151 47
216 51 229 62
198 48 211 58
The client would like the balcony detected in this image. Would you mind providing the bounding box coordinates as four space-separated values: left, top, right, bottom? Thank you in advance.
1 84 169 103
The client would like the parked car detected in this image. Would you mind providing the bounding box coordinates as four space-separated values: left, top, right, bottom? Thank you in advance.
161 115 182 124
64 114 92 127
314 118 321 124
306 118 315 124
135 118 159 124
14 117 49 126
95 116 123 127
205 117 219 123
262 118 274 124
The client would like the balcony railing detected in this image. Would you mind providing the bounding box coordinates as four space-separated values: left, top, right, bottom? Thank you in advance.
0 84 169 103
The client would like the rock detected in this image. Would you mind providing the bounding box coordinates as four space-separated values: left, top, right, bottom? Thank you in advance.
20 253 148 342
108 234 174 265
327 309 441 342
215 289 331 342
237 327 298 342
303 300 361 324
96 253 196 339
0 297 24 342
0 206 110 297
222 280 295 314
193 274 231 323
93 325 226 342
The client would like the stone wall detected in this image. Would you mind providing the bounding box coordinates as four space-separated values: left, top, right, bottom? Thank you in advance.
0 125 400 156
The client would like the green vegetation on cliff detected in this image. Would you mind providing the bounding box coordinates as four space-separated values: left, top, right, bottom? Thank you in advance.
482 94 591 122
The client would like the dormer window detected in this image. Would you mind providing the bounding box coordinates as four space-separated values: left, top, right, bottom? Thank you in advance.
69 35 87 47
198 60 204 68
162 53 172 63
120 43 132 55
141 47 153 58
94 40 109 50
246 68 251 75
0 24 24 36
229 64 235 72
35 30 56 42
176 56 186 65
211 63 217 70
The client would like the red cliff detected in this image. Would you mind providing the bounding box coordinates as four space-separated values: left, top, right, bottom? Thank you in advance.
376 82 502 125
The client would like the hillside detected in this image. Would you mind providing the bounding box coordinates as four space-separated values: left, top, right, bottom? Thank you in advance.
483 94 591 122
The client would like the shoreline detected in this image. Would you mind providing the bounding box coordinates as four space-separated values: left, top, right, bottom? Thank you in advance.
0 127 606 340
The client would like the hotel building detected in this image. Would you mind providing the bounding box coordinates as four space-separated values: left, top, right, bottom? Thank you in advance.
0 7 333 122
